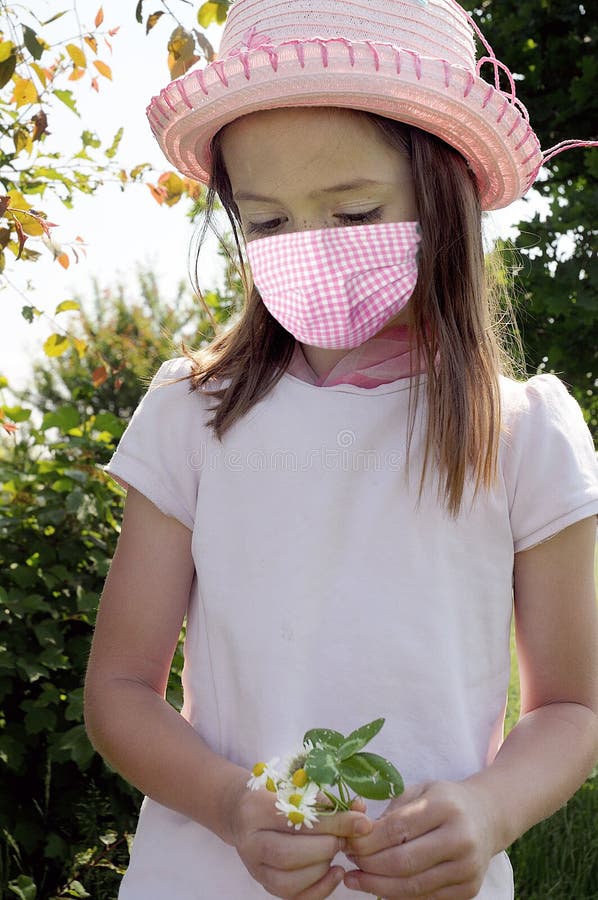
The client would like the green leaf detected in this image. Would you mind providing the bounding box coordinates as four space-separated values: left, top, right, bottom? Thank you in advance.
1 405 31 423
53 89 80 117
135 0 144 24
337 717 385 761
303 727 345 750
7 874 37 900
51 724 95 768
0 734 26 771
304 747 339 786
23 703 57 735
64 881 90 898
40 10 67 26
105 126 124 159
0 51 17 88
93 411 125 438
22 25 44 61
41 405 80 432
338 752 404 801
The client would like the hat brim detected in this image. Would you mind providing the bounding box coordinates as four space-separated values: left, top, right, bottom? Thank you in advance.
147 40 543 211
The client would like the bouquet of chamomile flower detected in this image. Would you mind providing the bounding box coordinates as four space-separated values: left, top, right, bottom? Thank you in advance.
247 717 404 830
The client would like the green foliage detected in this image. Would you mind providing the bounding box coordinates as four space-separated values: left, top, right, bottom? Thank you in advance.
0 270 214 897
461 0 598 435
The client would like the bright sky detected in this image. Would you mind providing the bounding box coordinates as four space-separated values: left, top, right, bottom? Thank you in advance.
0 0 549 391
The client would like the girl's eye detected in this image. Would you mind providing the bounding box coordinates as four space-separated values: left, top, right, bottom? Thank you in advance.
247 218 285 236
336 208 383 226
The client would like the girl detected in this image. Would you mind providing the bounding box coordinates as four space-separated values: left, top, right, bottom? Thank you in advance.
84 1 598 898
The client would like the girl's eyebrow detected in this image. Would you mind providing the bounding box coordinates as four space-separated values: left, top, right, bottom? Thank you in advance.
234 178 386 204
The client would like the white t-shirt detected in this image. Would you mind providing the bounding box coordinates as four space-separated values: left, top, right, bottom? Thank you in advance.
103 356 598 900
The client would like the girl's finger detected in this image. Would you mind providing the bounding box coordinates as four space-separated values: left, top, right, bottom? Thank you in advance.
347 829 455 879
346 794 443 856
259 831 345 871
264 859 344 899
344 859 468 898
295 865 347 900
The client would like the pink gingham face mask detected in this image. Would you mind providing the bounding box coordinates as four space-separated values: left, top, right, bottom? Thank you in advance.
246 220 422 349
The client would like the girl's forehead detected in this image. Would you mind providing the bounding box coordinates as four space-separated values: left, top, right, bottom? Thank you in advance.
220 107 407 180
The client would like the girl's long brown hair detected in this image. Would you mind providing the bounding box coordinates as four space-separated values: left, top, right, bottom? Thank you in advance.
171 110 524 517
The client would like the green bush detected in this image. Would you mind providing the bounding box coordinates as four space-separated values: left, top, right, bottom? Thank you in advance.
0 273 204 898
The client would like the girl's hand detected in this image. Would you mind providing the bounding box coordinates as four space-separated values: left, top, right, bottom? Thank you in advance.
231 785 373 898
342 781 496 899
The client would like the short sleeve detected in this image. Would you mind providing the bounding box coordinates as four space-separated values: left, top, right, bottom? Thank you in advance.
103 357 205 531
502 373 598 553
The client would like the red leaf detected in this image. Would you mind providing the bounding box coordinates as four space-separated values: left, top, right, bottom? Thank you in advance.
2 421 18 435
91 76 99 92
92 365 108 388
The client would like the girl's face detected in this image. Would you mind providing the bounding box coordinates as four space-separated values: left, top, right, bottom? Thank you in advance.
220 106 418 240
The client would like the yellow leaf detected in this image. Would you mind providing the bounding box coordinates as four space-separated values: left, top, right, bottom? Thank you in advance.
11 77 39 108
84 35 98 54
95 6 104 27
0 40 14 62
167 26 198 79
44 333 70 358
68 66 86 81
197 2 219 28
66 43 86 68
93 59 112 79
11 210 44 236
158 171 185 206
55 300 80 314
7 189 30 211
71 337 87 359
31 61 47 87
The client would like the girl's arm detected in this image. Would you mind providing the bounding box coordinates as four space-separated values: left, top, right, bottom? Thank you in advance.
84 486 250 846
463 513 598 850
343 516 598 897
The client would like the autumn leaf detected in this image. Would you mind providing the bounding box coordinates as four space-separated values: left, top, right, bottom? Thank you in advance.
197 2 222 28
71 337 87 358
68 67 86 81
93 59 112 79
31 110 49 141
66 43 86 68
11 77 39 108
146 11 164 34
148 183 167 204
31 61 47 87
158 171 185 206
44 333 70 357
0 40 14 62
91 77 99 92
95 6 104 27
167 26 198 80
55 299 80 314
84 35 98 54
92 365 108 388
57 252 70 269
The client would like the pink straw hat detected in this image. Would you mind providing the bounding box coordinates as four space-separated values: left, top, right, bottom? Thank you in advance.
146 0 596 212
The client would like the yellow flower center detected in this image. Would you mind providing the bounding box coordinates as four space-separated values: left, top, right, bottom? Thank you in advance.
288 810 305 825
266 777 277 792
288 793 303 808
292 769 308 788
252 762 267 777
